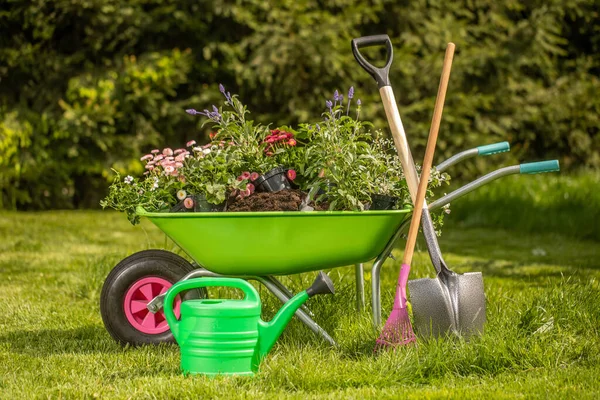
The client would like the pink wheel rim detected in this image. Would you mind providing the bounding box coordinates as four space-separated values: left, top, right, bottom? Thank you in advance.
124 276 181 335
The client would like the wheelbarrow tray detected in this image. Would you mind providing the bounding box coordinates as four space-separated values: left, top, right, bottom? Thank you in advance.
136 207 410 275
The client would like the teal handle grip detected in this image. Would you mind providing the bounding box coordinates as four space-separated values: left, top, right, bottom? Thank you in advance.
519 160 560 174
477 141 510 156
163 277 259 342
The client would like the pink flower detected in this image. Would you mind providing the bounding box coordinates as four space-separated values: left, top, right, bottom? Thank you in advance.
247 183 255 194
164 166 175 174
175 162 183 168
287 169 296 181
154 154 164 161
144 164 154 170
186 140 196 147
184 197 194 209
175 154 186 162
243 188 251 197
229 141 235 146
151 149 160 154
250 172 259 181
178 175 186 183
278 134 288 140
202 143 212 149
285 132 294 139
265 137 277 143
237 175 244 181
266 151 274 156
140 154 153 161
174 148 186 154
288 139 297 146
241 171 251 180
163 148 174 156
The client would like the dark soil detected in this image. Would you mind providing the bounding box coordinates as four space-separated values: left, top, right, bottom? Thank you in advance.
227 189 329 212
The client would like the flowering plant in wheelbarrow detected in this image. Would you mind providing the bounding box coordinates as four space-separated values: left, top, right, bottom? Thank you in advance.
298 88 450 213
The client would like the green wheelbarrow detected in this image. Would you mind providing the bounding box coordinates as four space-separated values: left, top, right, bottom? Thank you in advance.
100 146 559 347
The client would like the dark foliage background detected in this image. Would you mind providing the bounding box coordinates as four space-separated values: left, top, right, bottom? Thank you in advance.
1 0 599 209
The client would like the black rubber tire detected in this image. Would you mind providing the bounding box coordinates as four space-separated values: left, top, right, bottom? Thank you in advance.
100 249 203 346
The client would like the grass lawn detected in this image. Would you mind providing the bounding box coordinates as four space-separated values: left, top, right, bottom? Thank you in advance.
0 210 599 399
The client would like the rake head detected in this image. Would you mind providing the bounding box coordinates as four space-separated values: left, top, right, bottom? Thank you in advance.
375 306 416 350
375 263 417 350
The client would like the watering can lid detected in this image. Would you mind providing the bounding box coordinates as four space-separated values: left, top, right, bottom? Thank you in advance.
180 298 261 317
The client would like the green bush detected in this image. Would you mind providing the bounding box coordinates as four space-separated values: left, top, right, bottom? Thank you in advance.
1 0 599 209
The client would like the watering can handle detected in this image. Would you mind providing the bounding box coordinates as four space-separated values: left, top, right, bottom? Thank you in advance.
351 35 393 88
162 277 259 342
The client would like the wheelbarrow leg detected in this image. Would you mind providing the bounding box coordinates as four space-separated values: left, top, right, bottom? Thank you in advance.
354 263 365 311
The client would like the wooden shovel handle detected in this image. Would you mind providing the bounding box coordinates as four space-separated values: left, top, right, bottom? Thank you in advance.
402 43 456 266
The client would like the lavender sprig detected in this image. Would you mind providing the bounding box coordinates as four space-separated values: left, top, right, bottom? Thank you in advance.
219 83 232 103
326 100 333 113
333 90 340 106
346 86 354 116
186 107 221 122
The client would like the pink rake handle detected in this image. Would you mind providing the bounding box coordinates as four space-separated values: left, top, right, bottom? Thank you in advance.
393 264 411 309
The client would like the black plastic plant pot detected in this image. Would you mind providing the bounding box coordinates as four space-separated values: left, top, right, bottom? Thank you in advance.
252 167 292 193
369 194 398 210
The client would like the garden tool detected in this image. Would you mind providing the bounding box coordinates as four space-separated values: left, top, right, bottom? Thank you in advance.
352 35 486 337
375 42 454 348
163 272 334 376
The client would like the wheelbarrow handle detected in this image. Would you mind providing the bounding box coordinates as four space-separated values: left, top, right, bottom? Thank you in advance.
428 160 560 211
520 160 560 174
351 34 393 88
436 141 510 173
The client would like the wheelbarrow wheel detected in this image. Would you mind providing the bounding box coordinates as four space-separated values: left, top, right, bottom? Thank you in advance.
100 249 205 346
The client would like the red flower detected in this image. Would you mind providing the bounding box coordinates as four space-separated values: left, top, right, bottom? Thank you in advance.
270 129 280 136
209 132 216 139
237 175 244 181
241 171 251 180
285 132 294 139
288 139 297 146
287 169 296 181
250 172 259 181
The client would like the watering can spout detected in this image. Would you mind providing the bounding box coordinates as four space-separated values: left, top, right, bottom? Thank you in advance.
258 272 334 359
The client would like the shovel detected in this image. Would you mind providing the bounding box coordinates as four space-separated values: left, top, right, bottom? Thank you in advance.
352 34 486 337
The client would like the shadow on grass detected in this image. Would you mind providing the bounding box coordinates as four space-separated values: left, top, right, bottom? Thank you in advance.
0 325 135 356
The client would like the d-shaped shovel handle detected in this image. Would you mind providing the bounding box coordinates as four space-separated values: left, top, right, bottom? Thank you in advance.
351 34 393 88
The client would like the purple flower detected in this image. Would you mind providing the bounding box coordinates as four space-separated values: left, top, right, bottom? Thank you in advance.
333 90 340 103
186 109 199 115
348 86 354 99
357 99 362 106
325 100 333 112
218 83 232 103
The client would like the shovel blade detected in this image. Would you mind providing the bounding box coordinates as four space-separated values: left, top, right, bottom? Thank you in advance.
408 277 455 337
454 272 486 336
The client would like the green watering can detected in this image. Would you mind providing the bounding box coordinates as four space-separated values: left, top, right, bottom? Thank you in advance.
163 272 335 376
